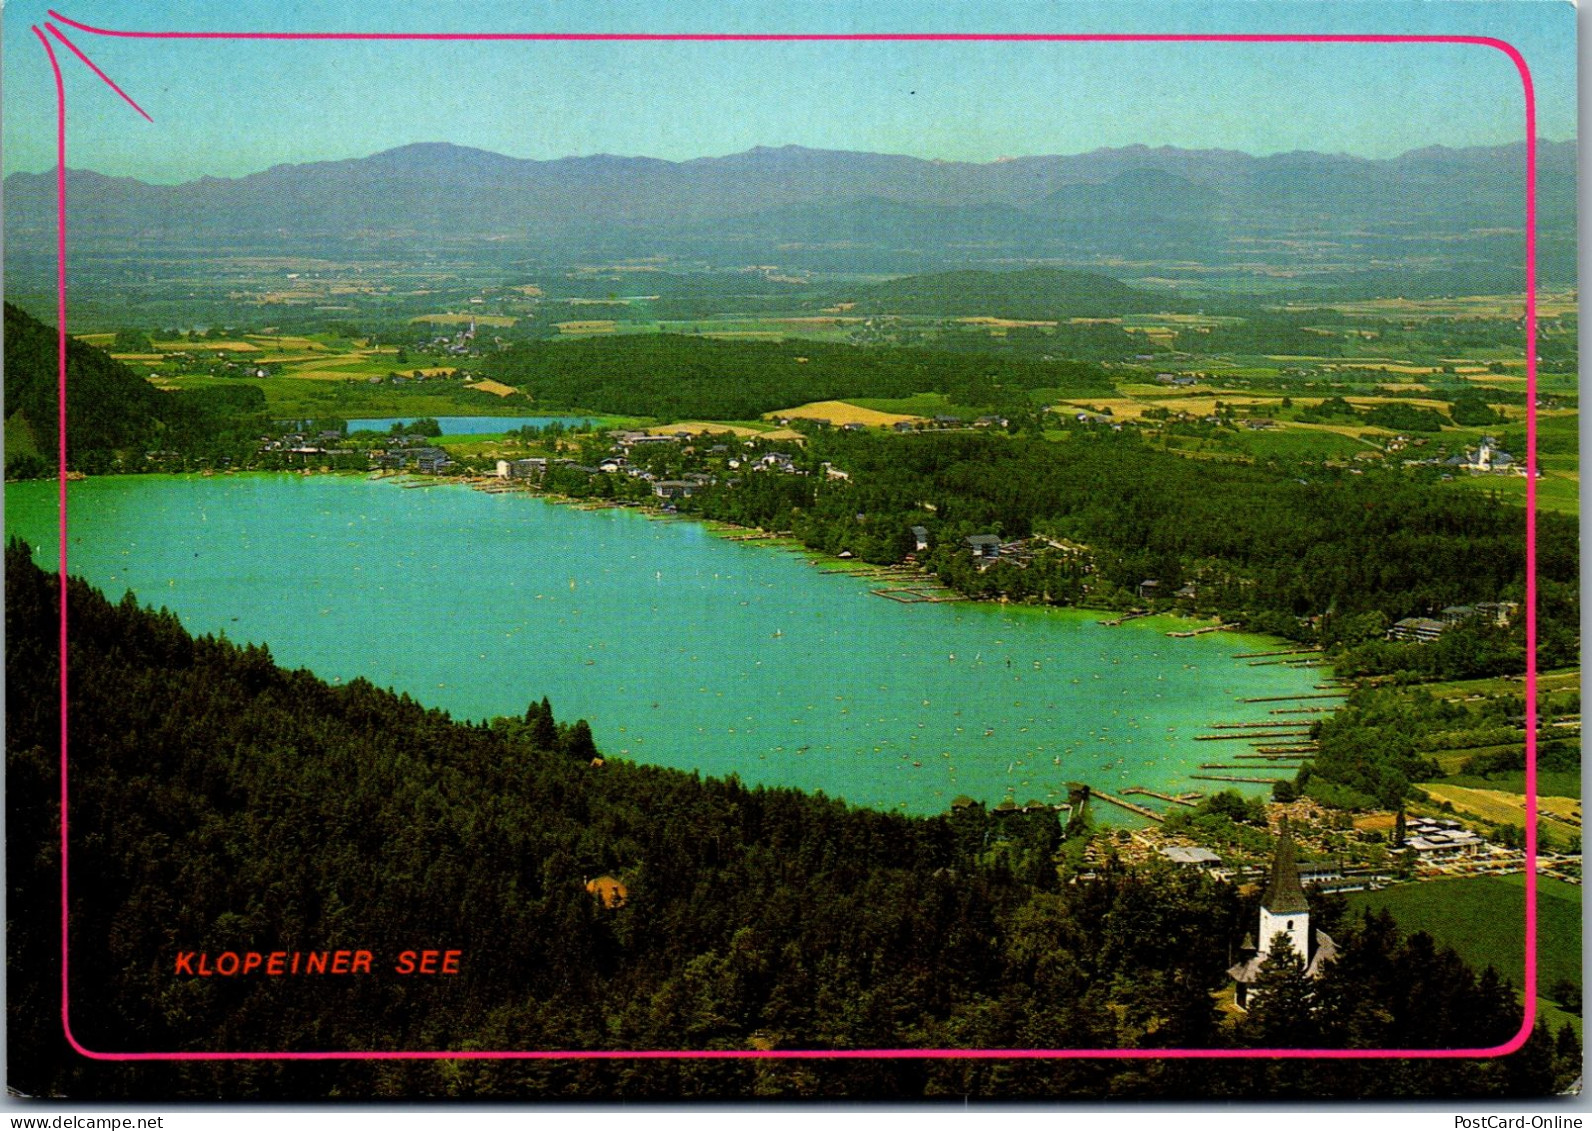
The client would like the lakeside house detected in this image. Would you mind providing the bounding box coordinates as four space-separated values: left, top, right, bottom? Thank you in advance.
1388 617 1449 643
964 534 1002 562
1389 602 1516 643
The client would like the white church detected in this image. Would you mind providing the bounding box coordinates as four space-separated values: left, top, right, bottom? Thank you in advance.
1227 820 1338 1009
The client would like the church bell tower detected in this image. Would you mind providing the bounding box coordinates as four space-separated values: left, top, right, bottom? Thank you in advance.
1258 818 1310 960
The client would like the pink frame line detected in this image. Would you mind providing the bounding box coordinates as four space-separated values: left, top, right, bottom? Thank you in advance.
36 12 1541 1065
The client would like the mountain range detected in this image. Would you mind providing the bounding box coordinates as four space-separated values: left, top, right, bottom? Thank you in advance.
3 140 1576 285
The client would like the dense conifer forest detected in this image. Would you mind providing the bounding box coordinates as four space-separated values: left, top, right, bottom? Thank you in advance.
6 545 1577 1100
683 429 1576 663
482 335 1116 421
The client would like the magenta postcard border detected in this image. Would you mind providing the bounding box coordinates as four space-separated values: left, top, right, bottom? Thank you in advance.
32 11 1543 1063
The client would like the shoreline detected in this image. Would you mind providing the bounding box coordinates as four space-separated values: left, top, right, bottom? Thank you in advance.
15 469 1338 819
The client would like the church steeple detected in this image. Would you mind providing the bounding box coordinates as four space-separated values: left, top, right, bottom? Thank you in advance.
1261 819 1309 915
1229 818 1339 1009
1257 818 1310 960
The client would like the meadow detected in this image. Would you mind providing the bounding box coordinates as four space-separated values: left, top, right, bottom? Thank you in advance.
1345 874 1583 1034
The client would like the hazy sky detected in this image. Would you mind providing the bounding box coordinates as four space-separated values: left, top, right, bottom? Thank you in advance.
1 0 1576 183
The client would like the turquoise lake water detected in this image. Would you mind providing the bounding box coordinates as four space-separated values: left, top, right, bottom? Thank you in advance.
6 475 1326 818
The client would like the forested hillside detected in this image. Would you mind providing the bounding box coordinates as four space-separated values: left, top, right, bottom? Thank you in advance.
684 430 1576 660
3 303 271 477
482 335 1115 420
6 545 1576 1099
3 301 167 475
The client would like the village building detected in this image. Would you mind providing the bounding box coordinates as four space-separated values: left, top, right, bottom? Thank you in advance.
1227 822 1338 1009
1403 817 1487 860
1160 845 1222 869
1387 616 1449 643
964 534 1002 562
414 447 452 475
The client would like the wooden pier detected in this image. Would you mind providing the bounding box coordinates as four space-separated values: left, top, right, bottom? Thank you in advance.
1232 648 1321 659
871 587 969 604
1121 787 1202 807
1239 692 1347 704
1194 730 1314 742
1091 789 1166 822
1191 773 1289 784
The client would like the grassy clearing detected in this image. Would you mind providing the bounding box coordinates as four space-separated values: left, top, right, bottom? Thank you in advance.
409 313 517 327
644 421 779 438
1416 783 1581 847
1052 397 1149 420
1436 770 1581 799
1345 874 1581 1024
1422 669 1580 700
1311 292 1577 320
764 401 924 428
1444 472 1579 516
1226 428 1373 462
464 379 521 398
849 393 987 417
4 411 41 459
159 373 535 420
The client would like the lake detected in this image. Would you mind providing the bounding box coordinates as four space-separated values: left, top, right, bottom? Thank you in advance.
7 475 1327 818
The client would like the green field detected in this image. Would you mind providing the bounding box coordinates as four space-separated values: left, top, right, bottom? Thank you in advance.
847 393 986 417
1226 427 1377 461
1435 770 1581 799
1423 669 1580 701
1346 874 1582 1031
1445 471 1580 516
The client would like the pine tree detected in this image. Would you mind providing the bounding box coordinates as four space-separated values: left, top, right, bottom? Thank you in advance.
565 719 599 762
1243 935 1320 1048
525 696 557 750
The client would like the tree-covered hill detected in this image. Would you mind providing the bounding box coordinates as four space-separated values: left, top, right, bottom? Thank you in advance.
482 334 1115 420
3 301 169 473
3 303 271 477
5 545 1577 1099
841 268 1171 320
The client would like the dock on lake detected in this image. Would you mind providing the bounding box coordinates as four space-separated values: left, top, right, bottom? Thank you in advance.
1239 692 1346 703
1192 773 1291 784
1121 787 1202 807
1194 730 1314 742
1091 789 1165 822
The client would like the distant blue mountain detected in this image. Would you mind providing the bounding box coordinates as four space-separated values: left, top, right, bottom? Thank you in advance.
2 139 1575 283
